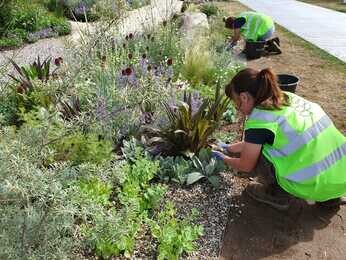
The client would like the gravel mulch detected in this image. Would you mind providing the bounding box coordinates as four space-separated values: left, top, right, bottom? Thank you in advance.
169 171 238 258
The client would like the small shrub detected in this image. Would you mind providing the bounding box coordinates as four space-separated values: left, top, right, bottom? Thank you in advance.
186 148 226 188
200 3 219 17
181 41 216 87
157 155 193 185
53 132 113 165
148 202 203 259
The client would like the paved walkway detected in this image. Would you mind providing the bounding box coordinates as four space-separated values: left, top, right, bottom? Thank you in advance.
0 0 182 78
238 0 346 63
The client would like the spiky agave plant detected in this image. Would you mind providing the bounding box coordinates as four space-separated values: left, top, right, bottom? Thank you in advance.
143 83 230 156
8 56 56 93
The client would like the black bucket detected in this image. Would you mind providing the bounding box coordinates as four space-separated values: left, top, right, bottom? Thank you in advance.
245 40 266 59
277 74 299 93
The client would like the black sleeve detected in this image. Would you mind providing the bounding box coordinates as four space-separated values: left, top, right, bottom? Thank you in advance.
244 128 274 145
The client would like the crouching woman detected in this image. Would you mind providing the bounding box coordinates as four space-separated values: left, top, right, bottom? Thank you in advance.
213 68 346 210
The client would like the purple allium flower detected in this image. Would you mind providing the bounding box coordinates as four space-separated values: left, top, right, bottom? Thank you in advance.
125 67 132 75
167 58 173 66
54 57 63 66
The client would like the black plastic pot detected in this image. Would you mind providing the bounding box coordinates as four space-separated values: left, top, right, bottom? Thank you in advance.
245 40 266 60
277 74 299 93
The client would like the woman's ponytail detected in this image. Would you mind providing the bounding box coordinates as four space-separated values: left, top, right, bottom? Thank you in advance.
255 68 283 109
225 67 289 110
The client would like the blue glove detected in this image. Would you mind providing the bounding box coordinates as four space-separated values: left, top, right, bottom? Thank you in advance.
211 150 225 161
226 42 236 51
217 142 229 153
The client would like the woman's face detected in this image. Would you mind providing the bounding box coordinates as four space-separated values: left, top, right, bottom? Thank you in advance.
232 91 255 115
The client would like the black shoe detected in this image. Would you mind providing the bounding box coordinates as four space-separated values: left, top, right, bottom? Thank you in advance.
316 197 346 208
265 40 282 54
272 37 280 46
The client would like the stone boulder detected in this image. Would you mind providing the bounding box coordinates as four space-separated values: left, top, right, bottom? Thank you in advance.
180 12 209 44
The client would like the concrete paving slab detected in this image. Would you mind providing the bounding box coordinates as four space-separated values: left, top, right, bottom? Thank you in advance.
238 0 346 63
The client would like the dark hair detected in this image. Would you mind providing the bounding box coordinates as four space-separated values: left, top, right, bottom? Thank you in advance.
223 16 235 29
225 68 289 110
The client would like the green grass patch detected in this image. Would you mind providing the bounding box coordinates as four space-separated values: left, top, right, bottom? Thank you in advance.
299 0 346 13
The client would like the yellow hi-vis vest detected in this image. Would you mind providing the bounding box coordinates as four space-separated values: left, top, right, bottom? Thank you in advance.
245 92 346 201
237 11 274 41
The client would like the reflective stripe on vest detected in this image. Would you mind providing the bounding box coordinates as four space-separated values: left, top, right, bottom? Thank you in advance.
284 143 346 182
249 111 333 157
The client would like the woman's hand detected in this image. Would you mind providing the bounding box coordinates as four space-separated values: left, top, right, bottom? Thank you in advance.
211 150 226 161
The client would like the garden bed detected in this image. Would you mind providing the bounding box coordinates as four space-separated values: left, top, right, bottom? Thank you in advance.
0 2 244 259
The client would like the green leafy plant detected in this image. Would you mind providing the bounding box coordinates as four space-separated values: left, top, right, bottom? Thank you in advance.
118 151 165 211
157 155 193 185
53 132 113 165
79 177 113 206
200 3 219 17
82 151 166 258
148 202 203 259
186 148 226 188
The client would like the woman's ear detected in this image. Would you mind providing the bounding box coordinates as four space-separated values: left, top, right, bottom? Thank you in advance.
239 92 248 102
